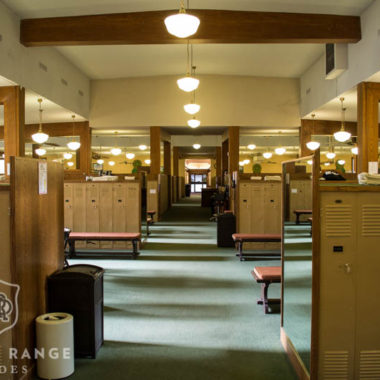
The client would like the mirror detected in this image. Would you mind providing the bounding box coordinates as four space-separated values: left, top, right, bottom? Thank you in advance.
282 158 313 373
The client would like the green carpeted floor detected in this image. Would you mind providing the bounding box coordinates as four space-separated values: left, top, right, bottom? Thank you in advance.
69 195 296 380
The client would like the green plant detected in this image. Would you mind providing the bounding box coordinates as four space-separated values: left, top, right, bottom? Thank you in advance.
132 159 142 173
252 163 262 175
335 160 346 173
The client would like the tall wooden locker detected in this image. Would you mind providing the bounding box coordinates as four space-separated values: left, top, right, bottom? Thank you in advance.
263 182 281 250
73 183 86 248
64 183 74 230
112 183 127 249
147 179 158 222
86 183 100 248
99 184 113 249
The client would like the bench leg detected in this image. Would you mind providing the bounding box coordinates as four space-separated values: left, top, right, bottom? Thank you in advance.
257 282 281 314
147 222 150 237
296 214 300 225
239 242 244 261
68 240 76 258
132 239 139 259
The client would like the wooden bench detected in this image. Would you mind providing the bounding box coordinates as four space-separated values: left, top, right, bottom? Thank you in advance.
146 217 153 236
68 232 141 259
232 233 282 261
251 266 282 314
294 209 312 225
147 210 156 222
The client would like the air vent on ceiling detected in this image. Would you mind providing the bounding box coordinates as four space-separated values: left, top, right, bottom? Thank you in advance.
325 205 352 237
360 350 380 379
39 62 48 72
323 350 349 379
362 205 380 237
61 78 68 86
325 43 347 80
78 90 84 97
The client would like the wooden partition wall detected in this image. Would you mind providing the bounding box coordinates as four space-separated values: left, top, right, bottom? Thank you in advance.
0 157 63 377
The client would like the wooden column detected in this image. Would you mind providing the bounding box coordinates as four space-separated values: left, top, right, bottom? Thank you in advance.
357 82 380 173
150 127 161 175
228 126 239 175
163 140 171 175
300 120 313 157
0 86 25 172
216 146 222 178
78 121 91 175
173 146 179 176
222 139 228 179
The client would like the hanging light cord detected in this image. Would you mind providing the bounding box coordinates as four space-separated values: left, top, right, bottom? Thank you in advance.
38 99 43 132
71 115 76 140
340 97 346 130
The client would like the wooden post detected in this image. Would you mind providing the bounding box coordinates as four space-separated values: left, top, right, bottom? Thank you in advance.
357 82 380 173
216 146 222 178
228 126 239 175
300 120 313 157
0 86 25 173
150 127 161 175
78 121 91 175
222 139 228 183
173 146 179 176
163 140 171 175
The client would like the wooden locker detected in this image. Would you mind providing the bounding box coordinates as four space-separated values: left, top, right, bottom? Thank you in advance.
73 183 86 248
112 183 127 249
249 183 265 250
238 182 252 233
64 183 74 230
264 182 281 250
125 182 140 249
147 180 158 222
86 183 100 248
99 184 113 249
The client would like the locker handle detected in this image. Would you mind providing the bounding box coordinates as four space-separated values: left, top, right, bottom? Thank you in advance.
270 200 274 202
243 200 247 203
92 200 96 203
118 199 123 202
65 200 69 203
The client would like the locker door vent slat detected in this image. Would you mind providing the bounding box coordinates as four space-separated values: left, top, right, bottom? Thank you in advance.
325 205 353 237
323 350 349 379
362 206 380 237
360 350 380 379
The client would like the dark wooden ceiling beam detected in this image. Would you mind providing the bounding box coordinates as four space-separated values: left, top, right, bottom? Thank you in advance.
20 10 361 47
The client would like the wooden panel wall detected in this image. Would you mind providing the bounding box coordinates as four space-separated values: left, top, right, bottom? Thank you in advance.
10 157 63 376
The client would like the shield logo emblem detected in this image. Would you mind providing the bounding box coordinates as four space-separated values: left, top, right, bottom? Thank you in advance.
0 279 20 336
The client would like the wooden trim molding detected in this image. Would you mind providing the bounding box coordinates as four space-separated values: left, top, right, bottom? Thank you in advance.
20 10 361 46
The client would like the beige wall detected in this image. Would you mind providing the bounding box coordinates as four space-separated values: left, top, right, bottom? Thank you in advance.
90 75 300 128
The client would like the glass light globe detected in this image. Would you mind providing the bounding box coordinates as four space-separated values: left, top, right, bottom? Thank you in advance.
275 147 286 155
97 159 104 164
139 145 147 151
126 153 135 160
193 143 201 150
263 152 272 159
67 162 74 167
324 162 330 166
32 132 49 144
326 152 336 159
243 159 250 165
67 141 81 151
63 152 73 160
184 103 200 115
111 147 122 156
164 12 200 38
108 161 115 166
337 159 346 165
247 144 256 150
188 118 200 128
35 148 46 156
306 141 320 151
307 160 313 165
351 147 358 155
145 159 151 165
177 76 199 92
334 130 351 143
239 161 244 166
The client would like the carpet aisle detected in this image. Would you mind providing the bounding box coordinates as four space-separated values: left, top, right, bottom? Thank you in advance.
69 195 296 380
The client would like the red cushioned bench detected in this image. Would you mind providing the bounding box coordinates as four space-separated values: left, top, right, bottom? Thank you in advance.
232 233 282 261
68 232 141 259
294 209 312 225
251 266 282 314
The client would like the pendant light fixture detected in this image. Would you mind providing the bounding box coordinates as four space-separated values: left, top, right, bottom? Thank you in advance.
67 162 74 167
177 43 199 92
193 143 201 150
32 99 49 144
164 0 200 38
145 159 151 165
263 151 272 159
334 97 351 143
67 115 81 151
188 117 200 128
239 161 244 166
243 159 250 165
35 148 46 156
126 153 135 160
337 159 346 165
326 136 336 159
97 159 104 165
247 144 256 150
63 152 73 160
110 132 122 156
306 114 320 151
307 160 313 165
184 90 200 115
351 146 359 155
139 145 147 151
108 161 115 166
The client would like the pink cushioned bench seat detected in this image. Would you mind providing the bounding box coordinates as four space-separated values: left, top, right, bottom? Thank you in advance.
251 266 282 314
68 232 141 259
232 233 281 261
293 209 312 224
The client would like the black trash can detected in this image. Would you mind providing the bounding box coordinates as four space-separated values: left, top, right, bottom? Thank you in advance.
185 184 191 197
47 264 105 358
217 212 236 247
